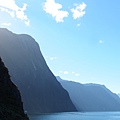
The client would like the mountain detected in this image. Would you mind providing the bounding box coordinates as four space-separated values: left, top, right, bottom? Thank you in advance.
56 76 120 112
0 58 29 120
118 94 120 98
0 28 76 114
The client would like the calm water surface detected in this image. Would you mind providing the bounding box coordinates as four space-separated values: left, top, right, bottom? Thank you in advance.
29 112 120 120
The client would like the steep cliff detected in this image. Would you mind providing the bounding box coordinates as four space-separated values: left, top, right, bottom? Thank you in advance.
0 58 29 120
57 76 120 112
0 28 76 114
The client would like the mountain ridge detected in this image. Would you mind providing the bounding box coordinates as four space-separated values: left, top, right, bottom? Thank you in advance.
56 76 120 112
0 28 77 114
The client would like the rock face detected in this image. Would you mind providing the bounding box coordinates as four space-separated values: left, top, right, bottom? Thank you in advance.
0 58 29 120
0 28 76 114
57 76 120 112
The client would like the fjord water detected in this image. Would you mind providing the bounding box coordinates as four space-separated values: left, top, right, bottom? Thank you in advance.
29 112 120 120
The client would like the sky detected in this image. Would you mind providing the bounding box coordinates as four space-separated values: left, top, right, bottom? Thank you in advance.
0 0 120 93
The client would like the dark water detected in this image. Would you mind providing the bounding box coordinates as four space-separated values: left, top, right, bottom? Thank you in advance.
29 112 120 120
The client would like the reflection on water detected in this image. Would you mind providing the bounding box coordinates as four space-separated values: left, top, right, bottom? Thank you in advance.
29 112 120 120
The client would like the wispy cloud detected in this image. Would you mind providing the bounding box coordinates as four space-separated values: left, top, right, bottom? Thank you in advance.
72 72 75 74
75 73 80 76
0 0 30 25
77 23 81 27
99 40 104 43
72 72 80 76
50 57 57 61
64 71 69 74
0 7 15 17
71 2 87 19
59 71 69 74
43 0 69 22
59 70 79 76
1 22 11 26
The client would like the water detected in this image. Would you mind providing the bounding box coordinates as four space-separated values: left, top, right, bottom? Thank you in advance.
29 112 120 120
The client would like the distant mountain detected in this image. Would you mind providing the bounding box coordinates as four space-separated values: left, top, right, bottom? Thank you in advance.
0 58 29 120
118 94 120 98
0 28 76 114
56 76 120 112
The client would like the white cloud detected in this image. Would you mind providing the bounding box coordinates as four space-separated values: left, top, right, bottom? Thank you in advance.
99 40 104 43
25 21 30 26
43 0 69 22
0 7 15 17
72 72 80 76
64 71 69 74
77 23 81 27
50 57 57 60
0 0 30 25
71 2 87 19
75 73 80 76
72 72 75 74
1 22 11 26
60 70 80 76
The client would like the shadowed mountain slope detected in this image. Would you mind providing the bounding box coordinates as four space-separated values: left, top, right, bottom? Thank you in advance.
56 76 120 112
0 28 76 114
0 58 29 120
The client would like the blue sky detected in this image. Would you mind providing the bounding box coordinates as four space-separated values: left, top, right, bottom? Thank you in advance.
0 0 120 93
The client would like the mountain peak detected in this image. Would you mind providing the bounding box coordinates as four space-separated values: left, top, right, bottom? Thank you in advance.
0 28 77 114
56 76 62 81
